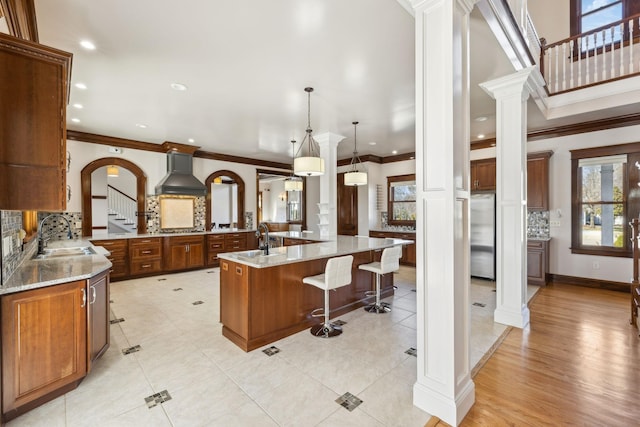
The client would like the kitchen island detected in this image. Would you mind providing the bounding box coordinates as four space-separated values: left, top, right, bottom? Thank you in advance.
218 235 411 351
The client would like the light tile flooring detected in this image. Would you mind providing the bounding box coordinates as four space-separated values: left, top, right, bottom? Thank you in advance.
8 267 538 427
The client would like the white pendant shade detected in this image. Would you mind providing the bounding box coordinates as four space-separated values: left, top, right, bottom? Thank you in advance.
344 171 367 186
294 156 324 177
284 178 303 191
107 165 119 177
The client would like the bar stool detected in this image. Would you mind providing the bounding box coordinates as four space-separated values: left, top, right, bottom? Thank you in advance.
359 245 402 313
302 255 354 338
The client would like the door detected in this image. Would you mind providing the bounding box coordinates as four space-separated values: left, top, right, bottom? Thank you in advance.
337 173 358 236
88 271 110 369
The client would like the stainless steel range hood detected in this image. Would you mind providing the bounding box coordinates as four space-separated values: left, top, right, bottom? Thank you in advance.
155 152 207 196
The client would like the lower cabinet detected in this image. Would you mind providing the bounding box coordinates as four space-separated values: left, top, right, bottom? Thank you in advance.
90 238 128 280
129 237 163 276
87 271 110 369
527 240 549 285
164 235 205 271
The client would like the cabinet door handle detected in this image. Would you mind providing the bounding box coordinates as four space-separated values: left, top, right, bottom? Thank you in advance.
81 288 86 308
90 286 97 304
186 244 190 253
142 264 151 268
141 250 151 254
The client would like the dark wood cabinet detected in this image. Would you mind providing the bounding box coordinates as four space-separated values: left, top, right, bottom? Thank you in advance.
369 230 416 266
207 234 226 267
1 281 87 421
0 33 72 211
87 271 110 370
129 237 163 276
471 158 497 191
90 239 129 280
164 235 205 271
527 239 549 285
282 238 314 246
207 232 257 267
527 151 552 211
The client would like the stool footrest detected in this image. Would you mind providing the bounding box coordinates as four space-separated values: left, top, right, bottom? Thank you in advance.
364 303 391 314
310 307 325 318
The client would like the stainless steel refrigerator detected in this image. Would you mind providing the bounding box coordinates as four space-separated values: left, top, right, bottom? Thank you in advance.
470 192 496 280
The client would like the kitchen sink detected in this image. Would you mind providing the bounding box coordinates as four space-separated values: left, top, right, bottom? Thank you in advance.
32 246 98 260
236 250 287 263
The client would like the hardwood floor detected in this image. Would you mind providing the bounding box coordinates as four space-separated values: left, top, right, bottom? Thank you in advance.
434 283 639 426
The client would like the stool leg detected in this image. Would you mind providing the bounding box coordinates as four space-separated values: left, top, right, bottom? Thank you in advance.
310 289 342 338
365 272 391 313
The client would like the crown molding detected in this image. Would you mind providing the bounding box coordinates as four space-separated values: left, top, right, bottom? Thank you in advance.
0 0 38 42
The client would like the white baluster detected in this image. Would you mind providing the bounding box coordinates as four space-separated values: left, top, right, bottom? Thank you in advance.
554 45 559 92
594 32 599 82
562 42 567 90
601 30 607 81
585 34 590 85
546 47 552 90
569 39 575 88
577 36 582 87
629 19 634 74
619 23 625 77
610 28 615 78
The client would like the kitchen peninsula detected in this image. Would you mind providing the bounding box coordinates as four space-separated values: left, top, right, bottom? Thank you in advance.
218 235 412 351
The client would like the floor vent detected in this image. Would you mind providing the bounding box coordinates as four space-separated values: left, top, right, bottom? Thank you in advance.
157 278 167 281
405 347 418 357
336 392 363 411
332 319 347 326
173 288 183 291
262 346 280 356
110 318 125 324
145 390 172 408
192 300 204 305
472 302 487 307
122 345 142 355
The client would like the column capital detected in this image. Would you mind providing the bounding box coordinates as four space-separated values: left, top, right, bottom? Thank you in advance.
407 0 477 14
313 132 345 148
479 66 544 101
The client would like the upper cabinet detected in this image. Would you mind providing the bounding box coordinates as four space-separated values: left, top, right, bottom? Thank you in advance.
470 159 496 191
0 33 72 210
527 151 552 211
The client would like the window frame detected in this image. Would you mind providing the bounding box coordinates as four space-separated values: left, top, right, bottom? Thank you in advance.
387 174 416 227
571 142 640 257
570 0 640 37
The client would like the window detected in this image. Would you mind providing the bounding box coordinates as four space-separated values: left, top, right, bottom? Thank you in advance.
388 174 416 226
571 0 640 41
571 143 640 257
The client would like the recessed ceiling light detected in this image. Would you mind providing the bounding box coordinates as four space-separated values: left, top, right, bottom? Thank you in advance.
75 83 87 90
135 123 148 129
188 138 195 143
80 40 96 50
170 83 188 91
477 134 485 139
71 118 81 123
475 116 488 122
392 150 398 155
368 141 377 145
73 103 83 109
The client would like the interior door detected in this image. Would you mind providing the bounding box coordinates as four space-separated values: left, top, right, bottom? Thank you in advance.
337 173 358 236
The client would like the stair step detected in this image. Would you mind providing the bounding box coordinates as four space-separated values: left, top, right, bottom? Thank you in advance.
108 213 117 216
124 223 134 225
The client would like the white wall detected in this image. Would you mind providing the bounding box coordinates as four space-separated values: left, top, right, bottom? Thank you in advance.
473 124 640 283
211 184 232 225
528 0 570 44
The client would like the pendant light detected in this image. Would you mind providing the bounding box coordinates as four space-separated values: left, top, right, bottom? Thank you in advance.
284 140 303 191
293 87 324 176
344 121 367 186
107 165 119 177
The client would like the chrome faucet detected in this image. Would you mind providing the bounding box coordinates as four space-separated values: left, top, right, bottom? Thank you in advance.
38 214 73 254
256 222 270 255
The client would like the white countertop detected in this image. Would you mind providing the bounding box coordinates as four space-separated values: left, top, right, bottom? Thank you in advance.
369 229 416 234
218 235 413 268
89 229 256 240
268 231 324 241
1 240 112 295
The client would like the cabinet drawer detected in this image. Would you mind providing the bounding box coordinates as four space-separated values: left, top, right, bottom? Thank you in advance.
130 237 162 247
225 233 246 242
209 241 225 251
209 234 226 241
527 240 544 250
396 233 415 241
129 259 163 275
225 241 247 251
369 231 390 238
208 251 224 264
108 260 128 279
130 245 162 259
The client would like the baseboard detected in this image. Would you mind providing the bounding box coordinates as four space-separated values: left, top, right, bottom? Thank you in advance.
548 274 629 293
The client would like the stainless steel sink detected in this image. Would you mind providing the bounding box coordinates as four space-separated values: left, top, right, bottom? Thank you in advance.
32 246 97 260
236 250 286 263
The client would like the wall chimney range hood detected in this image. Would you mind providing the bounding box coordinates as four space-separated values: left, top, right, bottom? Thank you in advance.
155 151 206 196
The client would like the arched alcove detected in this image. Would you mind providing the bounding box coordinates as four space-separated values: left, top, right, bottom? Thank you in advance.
81 157 147 236
205 170 245 229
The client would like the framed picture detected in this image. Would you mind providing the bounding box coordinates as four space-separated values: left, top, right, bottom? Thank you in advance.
160 196 195 229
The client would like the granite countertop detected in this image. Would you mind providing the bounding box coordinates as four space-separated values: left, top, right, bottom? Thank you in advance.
370 228 416 234
218 235 413 269
268 231 325 241
90 229 256 240
528 236 551 241
1 239 112 295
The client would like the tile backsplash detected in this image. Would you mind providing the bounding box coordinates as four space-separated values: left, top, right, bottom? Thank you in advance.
146 195 206 234
527 210 550 238
1 211 28 283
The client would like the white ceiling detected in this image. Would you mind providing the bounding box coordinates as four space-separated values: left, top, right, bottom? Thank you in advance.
24 1 631 164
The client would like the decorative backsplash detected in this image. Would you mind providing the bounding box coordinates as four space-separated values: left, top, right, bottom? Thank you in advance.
146 195 206 234
245 212 253 230
378 211 416 231
527 210 550 238
38 212 83 240
1 211 27 283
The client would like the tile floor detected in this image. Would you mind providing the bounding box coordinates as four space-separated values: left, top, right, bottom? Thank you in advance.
7 267 538 427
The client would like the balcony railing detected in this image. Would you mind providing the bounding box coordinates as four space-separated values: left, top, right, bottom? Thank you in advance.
541 14 640 95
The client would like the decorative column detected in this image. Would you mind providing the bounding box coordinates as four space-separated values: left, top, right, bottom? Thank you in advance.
314 132 345 238
411 0 476 425
480 66 543 328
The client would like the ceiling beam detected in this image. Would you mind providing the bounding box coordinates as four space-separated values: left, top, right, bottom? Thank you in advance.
0 0 39 42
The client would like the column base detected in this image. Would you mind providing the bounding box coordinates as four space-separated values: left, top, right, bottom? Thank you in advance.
494 305 530 328
413 378 475 426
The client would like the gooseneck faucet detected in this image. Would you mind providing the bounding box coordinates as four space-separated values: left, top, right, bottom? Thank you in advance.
256 222 270 255
38 214 73 254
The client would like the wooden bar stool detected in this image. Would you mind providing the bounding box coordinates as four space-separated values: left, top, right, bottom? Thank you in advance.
358 245 402 313
302 255 354 338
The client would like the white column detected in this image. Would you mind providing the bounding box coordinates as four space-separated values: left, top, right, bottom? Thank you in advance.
411 1 476 425
314 132 345 238
480 66 543 329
